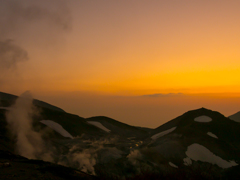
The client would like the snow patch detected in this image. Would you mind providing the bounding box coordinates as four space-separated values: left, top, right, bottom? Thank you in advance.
40 120 73 139
207 132 218 139
151 127 176 140
185 143 238 168
194 115 212 122
87 121 111 132
169 162 178 168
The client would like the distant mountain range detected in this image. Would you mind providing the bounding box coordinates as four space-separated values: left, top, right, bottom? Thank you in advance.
0 91 240 179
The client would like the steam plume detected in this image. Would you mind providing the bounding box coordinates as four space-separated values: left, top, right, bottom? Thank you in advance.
127 149 142 166
0 0 71 35
0 39 29 70
0 0 72 88
58 138 118 175
5 91 53 161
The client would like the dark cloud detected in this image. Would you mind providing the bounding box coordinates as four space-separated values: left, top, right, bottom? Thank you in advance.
0 0 72 88
0 39 28 70
0 0 72 36
142 93 184 97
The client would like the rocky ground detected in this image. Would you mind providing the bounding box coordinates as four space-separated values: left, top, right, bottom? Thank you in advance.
0 150 97 180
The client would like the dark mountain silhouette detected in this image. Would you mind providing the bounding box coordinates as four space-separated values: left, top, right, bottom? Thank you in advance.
0 150 97 180
229 111 240 123
1 91 240 179
0 92 64 112
86 116 149 138
144 108 240 170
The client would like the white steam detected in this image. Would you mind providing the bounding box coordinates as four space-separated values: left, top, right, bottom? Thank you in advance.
5 91 53 161
127 149 142 166
0 0 72 89
67 145 97 175
58 138 118 175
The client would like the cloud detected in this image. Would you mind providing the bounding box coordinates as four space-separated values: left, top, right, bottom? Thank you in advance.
0 0 72 36
0 39 29 70
142 93 184 97
0 0 72 89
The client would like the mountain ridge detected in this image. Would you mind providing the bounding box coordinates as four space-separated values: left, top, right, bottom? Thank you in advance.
0 91 65 113
1 91 240 179
229 111 240 122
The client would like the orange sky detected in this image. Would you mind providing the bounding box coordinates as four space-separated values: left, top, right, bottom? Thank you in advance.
1 0 240 127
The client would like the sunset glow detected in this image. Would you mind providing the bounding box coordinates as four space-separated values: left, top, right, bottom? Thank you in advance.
1 0 240 127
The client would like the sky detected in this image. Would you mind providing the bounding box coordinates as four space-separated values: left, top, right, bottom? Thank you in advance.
1 0 240 128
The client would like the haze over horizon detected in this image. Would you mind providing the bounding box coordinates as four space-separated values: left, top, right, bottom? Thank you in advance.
1 0 240 128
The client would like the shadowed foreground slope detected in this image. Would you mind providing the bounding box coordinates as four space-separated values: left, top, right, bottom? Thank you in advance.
0 150 97 180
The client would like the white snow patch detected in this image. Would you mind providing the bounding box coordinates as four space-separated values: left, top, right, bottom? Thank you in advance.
40 120 73 139
207 132 218 139
185 143 238 168
169 162 178 168
183 157 192 166
87 121 111 132
151 127 176 140
194 115 212 122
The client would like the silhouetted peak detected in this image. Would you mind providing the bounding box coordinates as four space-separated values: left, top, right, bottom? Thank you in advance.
87 116 116 122
229 111 240 122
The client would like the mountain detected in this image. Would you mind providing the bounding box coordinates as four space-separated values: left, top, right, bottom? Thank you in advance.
1 91 240 179
151 108 240 143
229 111 240 122
139 108 240 174
0 92 64 112
87 108 240 178
86 116 149 138
134 126 153 134
0 91 109 177
36 108 107 138
0 91 108 140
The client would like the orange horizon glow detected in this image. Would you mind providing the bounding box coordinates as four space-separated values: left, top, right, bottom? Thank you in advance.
1 1 240 127
2 1 240 97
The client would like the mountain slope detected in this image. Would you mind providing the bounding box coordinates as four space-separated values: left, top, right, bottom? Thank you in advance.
0 91 108 139
86 116 149 138
141 108 240 170
37 108 107 138
1 91 240 179
0 92 64 112
151 108 240 143
0 150 97 180
229 111 240 122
